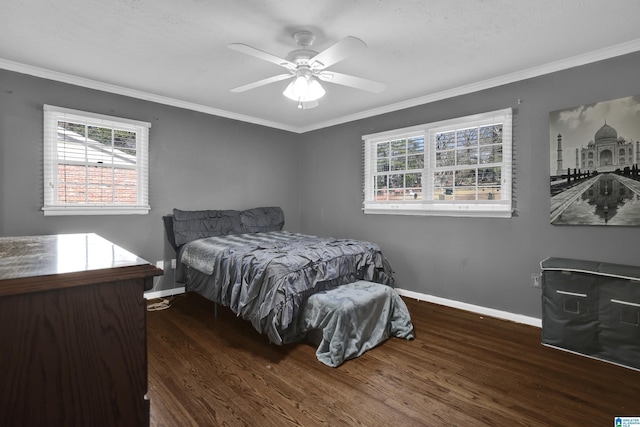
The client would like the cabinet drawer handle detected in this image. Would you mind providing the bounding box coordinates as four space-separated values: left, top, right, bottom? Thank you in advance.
556 290 587 297
611 299 640 326
556 290 586 314
611 299 640 308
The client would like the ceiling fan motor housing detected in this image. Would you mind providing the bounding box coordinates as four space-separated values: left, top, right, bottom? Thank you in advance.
286 50 319 67
288 31 323 69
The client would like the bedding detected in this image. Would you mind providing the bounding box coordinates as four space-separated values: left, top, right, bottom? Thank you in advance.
164 206 414 366
170 206 284 248
177 230 394 345
299 280 415 367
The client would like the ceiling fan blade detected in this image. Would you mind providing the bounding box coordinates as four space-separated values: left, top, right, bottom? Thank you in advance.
309 36 367 70
228 43 297 70
318 71 386 93
230 73 293 93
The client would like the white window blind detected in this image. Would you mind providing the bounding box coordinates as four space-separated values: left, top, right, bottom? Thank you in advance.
363 108 513 217
43 105 151 216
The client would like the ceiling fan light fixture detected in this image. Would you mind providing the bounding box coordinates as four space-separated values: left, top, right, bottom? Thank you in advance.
283 75 325 103
307 78 325 100
291 75 309 97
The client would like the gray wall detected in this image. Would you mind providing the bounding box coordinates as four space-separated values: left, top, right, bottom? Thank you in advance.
2 51 640 317
0 69 301 292
298 51 640 318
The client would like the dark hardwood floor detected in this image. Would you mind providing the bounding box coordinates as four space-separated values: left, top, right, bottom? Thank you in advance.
147 293 640 426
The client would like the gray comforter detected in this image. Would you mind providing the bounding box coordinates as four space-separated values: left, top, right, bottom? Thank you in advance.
178 231 395 345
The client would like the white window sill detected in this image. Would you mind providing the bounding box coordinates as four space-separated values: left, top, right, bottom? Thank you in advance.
363 202 513 218
43 206 150 216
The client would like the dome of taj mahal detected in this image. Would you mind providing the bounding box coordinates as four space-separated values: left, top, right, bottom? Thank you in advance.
595 122 617 142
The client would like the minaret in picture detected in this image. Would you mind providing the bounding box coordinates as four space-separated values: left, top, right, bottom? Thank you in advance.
556 133 564 176
575 148 579 169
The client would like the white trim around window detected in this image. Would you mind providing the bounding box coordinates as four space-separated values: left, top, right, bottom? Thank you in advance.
363 108 513 218
43 105 151 216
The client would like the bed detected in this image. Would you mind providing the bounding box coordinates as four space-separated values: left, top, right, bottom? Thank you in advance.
163 206 414 366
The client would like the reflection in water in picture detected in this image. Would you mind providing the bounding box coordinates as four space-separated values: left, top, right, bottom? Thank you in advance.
554 174 640 225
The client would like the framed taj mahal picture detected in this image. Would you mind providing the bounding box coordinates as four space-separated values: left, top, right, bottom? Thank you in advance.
549 95 640 225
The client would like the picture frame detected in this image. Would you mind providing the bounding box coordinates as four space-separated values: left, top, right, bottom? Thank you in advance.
549 95 640 225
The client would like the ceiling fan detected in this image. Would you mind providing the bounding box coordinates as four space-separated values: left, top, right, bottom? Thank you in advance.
228 31 386 109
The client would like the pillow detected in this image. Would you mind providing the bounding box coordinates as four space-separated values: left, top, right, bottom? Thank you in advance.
172 209 243 246
240 206 285 233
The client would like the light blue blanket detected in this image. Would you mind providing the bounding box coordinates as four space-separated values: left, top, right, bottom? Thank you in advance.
297 280 414 367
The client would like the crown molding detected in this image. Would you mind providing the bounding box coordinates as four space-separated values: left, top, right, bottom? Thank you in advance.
2 38 640 134
297 38 640 133
0 58 298 133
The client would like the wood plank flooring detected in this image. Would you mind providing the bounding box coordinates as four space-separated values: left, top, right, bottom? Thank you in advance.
147 293 640 426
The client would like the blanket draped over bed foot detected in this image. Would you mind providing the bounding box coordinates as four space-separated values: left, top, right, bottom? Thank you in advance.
295 280 414 367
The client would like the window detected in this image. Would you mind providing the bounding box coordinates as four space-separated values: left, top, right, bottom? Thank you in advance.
363 108 512 217
43 105 151 216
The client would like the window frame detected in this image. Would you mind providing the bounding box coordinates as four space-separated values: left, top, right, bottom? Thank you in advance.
362 108 513 218
43 105 151 216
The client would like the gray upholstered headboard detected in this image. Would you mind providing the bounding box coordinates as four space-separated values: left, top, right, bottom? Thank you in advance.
163 206 285 252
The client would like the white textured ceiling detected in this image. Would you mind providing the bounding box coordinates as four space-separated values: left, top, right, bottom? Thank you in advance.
2 0 640 133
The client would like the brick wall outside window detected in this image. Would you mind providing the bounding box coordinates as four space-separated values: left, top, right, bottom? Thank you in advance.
57 165 137 204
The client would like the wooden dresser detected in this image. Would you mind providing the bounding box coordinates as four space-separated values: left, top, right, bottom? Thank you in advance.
0 233 163 427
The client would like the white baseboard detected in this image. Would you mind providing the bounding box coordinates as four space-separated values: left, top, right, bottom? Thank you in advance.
142 285 542 327
144 287 186 300
396 288 542 328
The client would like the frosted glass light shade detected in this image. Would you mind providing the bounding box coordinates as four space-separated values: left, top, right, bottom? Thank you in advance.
283 76 325 102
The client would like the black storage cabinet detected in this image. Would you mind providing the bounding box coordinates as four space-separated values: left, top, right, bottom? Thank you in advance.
541 257 640 370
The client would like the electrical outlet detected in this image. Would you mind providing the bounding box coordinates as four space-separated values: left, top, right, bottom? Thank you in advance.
171 259 176 269
531 273 541 288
